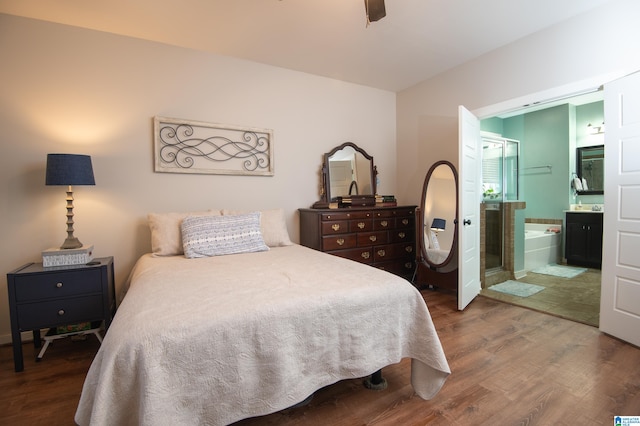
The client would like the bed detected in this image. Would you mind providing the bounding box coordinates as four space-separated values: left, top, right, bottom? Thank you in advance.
75 209 450 426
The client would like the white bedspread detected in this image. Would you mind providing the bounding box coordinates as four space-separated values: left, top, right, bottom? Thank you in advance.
75 245 450 426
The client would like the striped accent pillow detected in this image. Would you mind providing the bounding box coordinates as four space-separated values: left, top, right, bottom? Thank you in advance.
181 212 269 258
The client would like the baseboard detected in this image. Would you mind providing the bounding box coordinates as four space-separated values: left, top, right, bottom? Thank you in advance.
514 269 527 280
0 330 45 346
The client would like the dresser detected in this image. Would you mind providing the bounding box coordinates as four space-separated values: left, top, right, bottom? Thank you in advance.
6 257 115 372
299 206 417 280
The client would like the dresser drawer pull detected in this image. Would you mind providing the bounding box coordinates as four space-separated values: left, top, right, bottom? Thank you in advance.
369 236 377 242
336 238 345 246
405 246 413 253
56 282 63 288
57 309 65 316
361 252 370 259
377 249 386 257
402 219 409 225
332 224 340 231
358 222 365 229
398 232 406 239
404 262 413 269
380 220 388 227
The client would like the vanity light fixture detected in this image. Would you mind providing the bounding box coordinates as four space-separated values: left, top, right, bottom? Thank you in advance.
45 153 95 249
430 218 446 233
587 121 605 135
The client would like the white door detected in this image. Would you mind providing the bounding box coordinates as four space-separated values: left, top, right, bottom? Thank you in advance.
329 160 353 197
600 72 640 347
458 106 482 310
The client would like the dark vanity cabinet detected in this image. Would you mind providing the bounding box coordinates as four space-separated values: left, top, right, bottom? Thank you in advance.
565 212 603 269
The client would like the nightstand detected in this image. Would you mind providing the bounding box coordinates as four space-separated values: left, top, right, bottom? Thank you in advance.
6 256 115 372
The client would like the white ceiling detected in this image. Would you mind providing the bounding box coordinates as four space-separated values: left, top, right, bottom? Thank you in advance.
0 0 613 92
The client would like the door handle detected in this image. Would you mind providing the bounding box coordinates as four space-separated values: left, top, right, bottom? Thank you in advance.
463 219 471 226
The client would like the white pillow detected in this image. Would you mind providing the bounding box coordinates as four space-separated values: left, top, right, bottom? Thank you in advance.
148 210 221 256
429 230 440 250
181 212 269 258
222 208 292 247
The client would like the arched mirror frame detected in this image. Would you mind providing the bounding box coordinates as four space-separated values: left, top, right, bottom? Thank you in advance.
325 142 377 201
419 160 459 270
314 142 378 207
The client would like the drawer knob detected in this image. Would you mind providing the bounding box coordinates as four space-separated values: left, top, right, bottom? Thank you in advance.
402 219 409 225
380 220 388 227
332 224 340 231
358 222 365 229
57 309 65 316
398 232 406 239
405 246 413 253
336 238 345 246
377 249 386 257
404 262 413 269
361 252 370 259
369 235 377 242
56 282 63 288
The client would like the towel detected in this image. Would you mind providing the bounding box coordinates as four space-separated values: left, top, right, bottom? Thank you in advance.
573 177 583 191
581 178 588 190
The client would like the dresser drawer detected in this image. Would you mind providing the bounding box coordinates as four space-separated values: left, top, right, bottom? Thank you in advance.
349 218 373 232
376 259 415 276
14 269 102 302
321 220 349 235
17 295 104 330
373 242 414 261
373 217 395 230
322 234 357 251
357 231 388 246
396 216 414 229
329 247 373 264
390 228 413 243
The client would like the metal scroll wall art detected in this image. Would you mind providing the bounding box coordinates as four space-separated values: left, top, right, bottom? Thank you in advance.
154 116 274 176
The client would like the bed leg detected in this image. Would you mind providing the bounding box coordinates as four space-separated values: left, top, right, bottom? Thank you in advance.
363 369 387 391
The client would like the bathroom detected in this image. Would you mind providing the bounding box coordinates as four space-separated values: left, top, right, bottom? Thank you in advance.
479 92 605 289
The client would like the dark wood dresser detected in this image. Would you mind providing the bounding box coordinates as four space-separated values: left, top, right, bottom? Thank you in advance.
299 206 417 280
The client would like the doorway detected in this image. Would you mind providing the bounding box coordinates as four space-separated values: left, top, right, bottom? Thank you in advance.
478 91 604 326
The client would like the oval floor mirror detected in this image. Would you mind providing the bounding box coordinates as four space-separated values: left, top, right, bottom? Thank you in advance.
415 160 458 291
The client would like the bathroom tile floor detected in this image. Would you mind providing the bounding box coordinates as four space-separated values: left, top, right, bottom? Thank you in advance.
480 267 601 327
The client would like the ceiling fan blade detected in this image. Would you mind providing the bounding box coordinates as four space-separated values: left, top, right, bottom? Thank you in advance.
365 0 386 22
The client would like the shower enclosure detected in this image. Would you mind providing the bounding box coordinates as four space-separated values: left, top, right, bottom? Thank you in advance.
482 133 520 271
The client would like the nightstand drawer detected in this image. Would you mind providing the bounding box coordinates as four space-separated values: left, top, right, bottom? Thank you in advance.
17 295 104 330
14 269 102 302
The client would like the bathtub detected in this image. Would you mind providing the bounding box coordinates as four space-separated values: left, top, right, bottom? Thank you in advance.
524 223 562 271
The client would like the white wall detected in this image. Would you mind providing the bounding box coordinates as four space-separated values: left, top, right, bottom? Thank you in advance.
0 14 397 342
397 0 640 207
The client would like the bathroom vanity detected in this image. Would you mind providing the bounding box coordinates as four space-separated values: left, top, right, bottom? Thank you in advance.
565 211 603 269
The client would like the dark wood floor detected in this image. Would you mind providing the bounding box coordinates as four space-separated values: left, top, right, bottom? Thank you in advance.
1 289 638 425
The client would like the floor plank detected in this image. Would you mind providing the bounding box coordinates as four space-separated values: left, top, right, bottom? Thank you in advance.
1 289 638 425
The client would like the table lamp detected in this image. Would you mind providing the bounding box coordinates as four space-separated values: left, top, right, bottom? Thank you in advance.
45 153 95 249
430 218 446 234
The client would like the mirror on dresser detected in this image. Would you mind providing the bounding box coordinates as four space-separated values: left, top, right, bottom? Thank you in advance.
415 160 458 291
313 142 377 208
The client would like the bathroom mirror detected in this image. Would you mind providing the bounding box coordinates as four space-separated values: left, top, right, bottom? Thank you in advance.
415 160 458 291
315 142 377 205
576 145 604 195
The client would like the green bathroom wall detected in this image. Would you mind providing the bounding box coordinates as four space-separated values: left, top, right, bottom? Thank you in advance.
480 100 604 275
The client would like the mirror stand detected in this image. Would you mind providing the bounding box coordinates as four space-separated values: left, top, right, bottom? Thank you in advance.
414 160 458 292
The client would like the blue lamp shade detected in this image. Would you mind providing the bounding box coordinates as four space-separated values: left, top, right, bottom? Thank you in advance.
430 218 446 232
46 154 95 186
